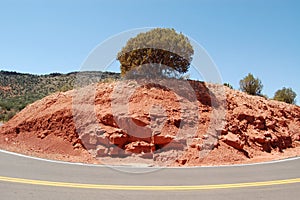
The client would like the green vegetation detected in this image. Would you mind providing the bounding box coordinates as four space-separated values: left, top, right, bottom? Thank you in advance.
273 87 297 104
239 73 263 96
0 70 119 121
117 28 194 78
223 83 233 89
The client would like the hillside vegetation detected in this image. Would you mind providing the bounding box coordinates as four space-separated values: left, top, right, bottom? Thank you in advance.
0 70 120 121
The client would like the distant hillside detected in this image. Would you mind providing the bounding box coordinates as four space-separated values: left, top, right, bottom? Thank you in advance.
0 70 120 121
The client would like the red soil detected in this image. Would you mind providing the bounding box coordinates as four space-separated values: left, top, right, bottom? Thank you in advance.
0 80 299 166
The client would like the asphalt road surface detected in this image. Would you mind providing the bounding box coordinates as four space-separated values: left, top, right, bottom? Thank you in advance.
0 150 299 200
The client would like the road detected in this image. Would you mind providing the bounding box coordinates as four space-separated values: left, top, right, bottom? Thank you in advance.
0 150 299 200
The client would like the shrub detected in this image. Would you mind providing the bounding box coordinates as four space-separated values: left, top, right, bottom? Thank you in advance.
273 87 297 104
239 73 263 95
224 83 233 89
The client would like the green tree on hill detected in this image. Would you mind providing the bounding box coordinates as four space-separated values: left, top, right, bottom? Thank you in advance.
117 28 194 78
273 87 297 104
224 83 233 89
239 73 263 96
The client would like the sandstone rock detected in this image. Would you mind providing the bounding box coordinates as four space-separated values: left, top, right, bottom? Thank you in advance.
216 128 228 135
1 80 300 166
37 130 49 139
131 113 149 126
125 141 155 154
275 135 293 150
153 134 174 145
252 133 292 152
167 117 181 128
188 138 202 150
277 120 288 128
254 135 266 144
228 125 240 134
138 152 153 159
108 146 125 156
237 113 255 123
97 134 110 146
254 116 266 130
95 128 106 135
109 132 128 147
202 141 218 150
266 120 276 130
114 115 152 139
202 134 209 140
73 143 82 149
161 139 186 151
222 132 244 150
80 133 98 149
176 158 187 165
96 145 108 157
100 113 117 127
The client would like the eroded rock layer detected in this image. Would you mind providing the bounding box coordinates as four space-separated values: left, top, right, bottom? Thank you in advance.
0 80 299 166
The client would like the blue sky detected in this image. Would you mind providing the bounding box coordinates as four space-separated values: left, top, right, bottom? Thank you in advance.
0 0 299 103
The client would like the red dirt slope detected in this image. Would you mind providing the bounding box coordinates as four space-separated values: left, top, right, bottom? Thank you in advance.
0 80 299 166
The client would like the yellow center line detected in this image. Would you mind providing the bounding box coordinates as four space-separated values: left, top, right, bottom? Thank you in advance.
0 176 299 191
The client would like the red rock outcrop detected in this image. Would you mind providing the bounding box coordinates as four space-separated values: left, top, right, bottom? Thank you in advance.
0 79 299 166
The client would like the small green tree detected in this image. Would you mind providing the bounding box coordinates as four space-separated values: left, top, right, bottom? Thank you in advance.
224 83 233 89
239 73 263 95
273 87 297 104
117 28 194 78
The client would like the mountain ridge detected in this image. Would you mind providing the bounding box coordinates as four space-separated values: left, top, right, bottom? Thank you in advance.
0 70 120 121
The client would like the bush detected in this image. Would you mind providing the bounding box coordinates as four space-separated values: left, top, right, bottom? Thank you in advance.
117 28 194 78
239 73 263 95
273 87 297 104
224 83 233 89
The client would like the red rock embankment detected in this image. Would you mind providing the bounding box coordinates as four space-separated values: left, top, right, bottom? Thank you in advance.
0 80 299 166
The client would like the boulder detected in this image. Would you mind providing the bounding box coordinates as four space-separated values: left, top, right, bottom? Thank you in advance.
125 141 155 154
222 132 244 150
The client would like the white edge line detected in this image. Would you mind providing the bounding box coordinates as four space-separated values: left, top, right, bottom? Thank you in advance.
0 149 299 169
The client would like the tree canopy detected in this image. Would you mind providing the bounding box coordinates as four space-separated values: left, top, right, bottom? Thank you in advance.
117 28 194 78
273 87 297 104
239 73 263 95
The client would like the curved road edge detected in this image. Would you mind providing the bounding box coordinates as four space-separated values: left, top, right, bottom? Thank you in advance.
0 149 299 188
